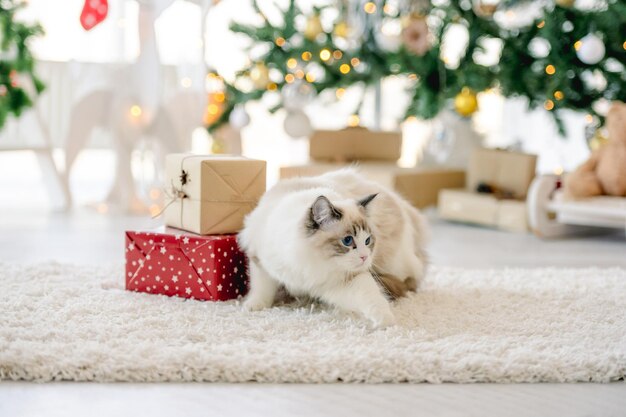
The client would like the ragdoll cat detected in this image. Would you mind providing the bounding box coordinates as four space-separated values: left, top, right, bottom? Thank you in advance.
237 168 428 327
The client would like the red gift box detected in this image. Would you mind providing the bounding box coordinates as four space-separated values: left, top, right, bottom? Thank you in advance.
125 229 248 301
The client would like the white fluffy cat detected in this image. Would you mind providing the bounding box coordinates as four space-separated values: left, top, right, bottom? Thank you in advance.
237 168 428 327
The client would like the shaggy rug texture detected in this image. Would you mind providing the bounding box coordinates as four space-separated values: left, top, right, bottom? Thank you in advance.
1 262 625 383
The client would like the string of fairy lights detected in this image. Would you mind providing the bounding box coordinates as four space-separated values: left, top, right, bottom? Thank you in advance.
202 0 625 139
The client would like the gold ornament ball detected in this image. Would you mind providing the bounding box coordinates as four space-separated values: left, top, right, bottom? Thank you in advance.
203 92 225 126
454 88 479 117
556 0 575 7
250 63 270 89
333 21 349 38
304 15 323 40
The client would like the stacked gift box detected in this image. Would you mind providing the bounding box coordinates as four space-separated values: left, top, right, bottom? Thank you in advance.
281 128 537 232
437 149 537 232
125 154 266 301
280 126 466 209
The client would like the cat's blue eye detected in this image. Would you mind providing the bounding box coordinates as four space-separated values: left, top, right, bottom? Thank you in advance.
365 236 371 245
341 236 353 246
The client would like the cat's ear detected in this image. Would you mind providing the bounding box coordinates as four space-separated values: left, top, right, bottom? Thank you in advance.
358 193 378 209
310 195 342 228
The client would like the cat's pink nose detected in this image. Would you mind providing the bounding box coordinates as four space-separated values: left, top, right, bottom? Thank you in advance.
360 255 368 262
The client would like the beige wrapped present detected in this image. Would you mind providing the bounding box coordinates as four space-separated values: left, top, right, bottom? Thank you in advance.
438 189 529 233
164 154 266 235
437 149 537 232
280 162 465 209
309 127 402 162
394 169 466 209
467 149 537 199
280 162 400 187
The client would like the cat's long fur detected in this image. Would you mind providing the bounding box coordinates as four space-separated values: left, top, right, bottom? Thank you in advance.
237 168 428 327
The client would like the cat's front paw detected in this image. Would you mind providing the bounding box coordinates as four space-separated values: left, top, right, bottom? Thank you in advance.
243 297 273 312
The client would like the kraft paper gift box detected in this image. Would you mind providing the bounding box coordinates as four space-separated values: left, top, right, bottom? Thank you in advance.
466 149 537 199
309 127 402 162
438 189 529 232
280 162 401 187
125 228 248 301
164 154 266 235
496 199 529 233
280 162 465 209
437 149 537 232
393 169 466 209
438 189 500 226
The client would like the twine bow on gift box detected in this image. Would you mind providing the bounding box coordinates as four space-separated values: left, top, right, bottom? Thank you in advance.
151 181 188 219
152 155 262 233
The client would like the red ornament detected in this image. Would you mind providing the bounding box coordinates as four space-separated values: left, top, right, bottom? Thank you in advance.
125 229 249 301
80 0 108 31
9 70 19 88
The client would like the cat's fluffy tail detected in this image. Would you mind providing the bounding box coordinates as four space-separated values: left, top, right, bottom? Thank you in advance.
375 273 417 300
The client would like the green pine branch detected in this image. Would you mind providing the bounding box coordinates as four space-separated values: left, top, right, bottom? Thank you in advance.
208 0 626 137
0 0 45 131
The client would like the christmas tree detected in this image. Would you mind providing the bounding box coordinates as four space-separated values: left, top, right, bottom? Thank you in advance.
207 0 626 136
0 0 44 129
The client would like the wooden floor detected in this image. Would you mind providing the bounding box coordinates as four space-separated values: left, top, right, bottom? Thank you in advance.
1 208 625 417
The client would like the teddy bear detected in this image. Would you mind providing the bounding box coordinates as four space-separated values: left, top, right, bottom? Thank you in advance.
565 101 626 198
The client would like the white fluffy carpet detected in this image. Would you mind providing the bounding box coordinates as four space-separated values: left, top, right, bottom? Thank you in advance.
1 262 625 383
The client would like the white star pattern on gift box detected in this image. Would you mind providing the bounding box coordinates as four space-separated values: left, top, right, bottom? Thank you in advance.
183 237 190 244
125 232 248 301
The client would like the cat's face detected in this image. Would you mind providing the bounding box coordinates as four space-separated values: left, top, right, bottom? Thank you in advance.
305 194 377 273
